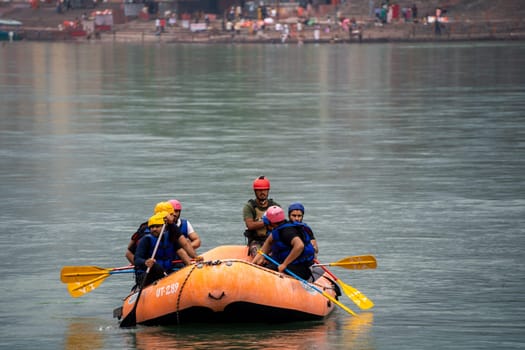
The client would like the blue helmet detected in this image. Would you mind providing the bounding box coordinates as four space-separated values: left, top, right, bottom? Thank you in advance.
288 202 305 214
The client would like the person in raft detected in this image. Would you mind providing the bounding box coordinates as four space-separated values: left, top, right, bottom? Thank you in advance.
133 209 202 288
287 202 319 257
168 199 201 250
252 205 316 281
243 175 280 257
125 201 197 265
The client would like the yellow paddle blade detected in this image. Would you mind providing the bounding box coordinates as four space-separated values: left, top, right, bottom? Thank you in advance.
66 274 109 298
61 266 111 283
314 255 377 270
339 280 374 310
322 290 358 316
336 255 377 269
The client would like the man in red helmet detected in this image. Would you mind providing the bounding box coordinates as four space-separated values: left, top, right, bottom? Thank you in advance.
243 176 280 257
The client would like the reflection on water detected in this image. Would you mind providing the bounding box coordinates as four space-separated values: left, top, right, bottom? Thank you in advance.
61 308 375 350
64 319 105 350
342 312 374 346
61 301 374 349
124 314 374 350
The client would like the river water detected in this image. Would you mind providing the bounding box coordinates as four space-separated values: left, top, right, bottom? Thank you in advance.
1 41 524 350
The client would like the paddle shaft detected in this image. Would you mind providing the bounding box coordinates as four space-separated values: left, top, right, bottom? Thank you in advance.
259 251 357 316
120 223 166 327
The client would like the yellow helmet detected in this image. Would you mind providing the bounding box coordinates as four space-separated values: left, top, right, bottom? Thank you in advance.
148 212 166 227
154 201 174 215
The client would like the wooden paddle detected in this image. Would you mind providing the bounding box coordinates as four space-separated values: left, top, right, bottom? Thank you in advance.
258 251 357 317
314 259 374 310
120 223 166 328
312 255 377 270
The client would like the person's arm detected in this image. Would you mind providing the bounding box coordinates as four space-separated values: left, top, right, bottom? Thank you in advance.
125 239 135 264
176 247 192 265
188 232 201 249
186 221 201 249
311 239 319 255
245 217 265 231
278 236 304 273
243 204 265 231
178 235 199 260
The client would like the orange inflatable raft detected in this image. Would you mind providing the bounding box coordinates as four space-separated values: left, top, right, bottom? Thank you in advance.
116 245 339 326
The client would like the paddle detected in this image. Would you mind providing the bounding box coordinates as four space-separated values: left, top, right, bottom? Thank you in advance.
61 264 185 298
61 259 184 285
312 255 377 270
61 265 134 283
314 259 374 310
258 251 357 317
120 223 166 328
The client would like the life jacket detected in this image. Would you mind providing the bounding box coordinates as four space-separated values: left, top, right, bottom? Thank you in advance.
168 219 189 267
179 218 188 238
168 219 189 263
143 233 176 271
129 221 150 254
244 198 278 241
270 221 315 265
247 198 278 214
301 222 315 240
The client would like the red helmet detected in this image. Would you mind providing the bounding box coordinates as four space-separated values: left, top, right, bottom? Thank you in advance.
266 205 285 224
253 176 270 190
168 199 182 211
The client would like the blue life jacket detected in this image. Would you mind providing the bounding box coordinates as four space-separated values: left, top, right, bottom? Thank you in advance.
270 221 315 265
179 218 188 238
144 233 176 271
301 222 315 240
170 219 190 263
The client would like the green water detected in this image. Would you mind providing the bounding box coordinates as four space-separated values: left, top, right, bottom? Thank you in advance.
1 41 524 350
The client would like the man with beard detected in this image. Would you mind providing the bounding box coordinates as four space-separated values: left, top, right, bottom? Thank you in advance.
242 176 280 257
